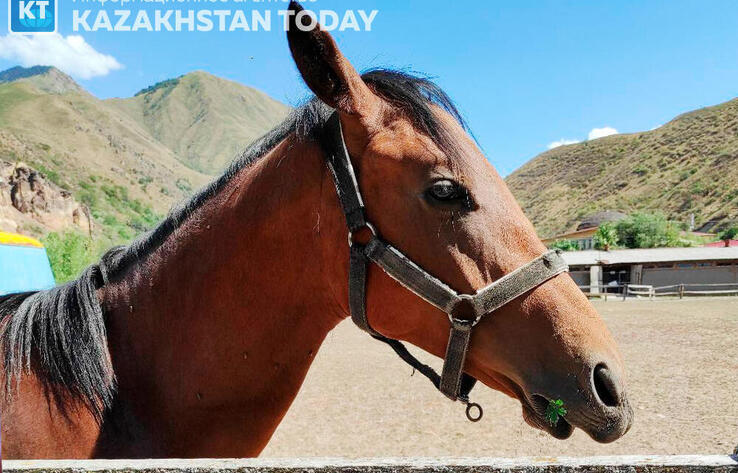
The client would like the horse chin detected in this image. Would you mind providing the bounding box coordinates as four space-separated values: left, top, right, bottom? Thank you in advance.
521 400 575 440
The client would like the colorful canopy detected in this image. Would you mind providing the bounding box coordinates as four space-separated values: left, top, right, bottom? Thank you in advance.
0 231 55 296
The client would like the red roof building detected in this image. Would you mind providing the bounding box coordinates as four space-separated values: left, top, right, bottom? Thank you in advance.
703 240 738 247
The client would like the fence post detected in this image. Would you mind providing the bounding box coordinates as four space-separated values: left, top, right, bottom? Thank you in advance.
679 284 684 299
622 284 628 301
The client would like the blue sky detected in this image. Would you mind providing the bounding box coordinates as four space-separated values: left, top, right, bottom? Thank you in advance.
2 0 738 175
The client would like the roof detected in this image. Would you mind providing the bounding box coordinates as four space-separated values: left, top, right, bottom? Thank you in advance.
0 231 44 248
703 240 738 247
562 246 738 266
576 211 629 231
542 227 598 243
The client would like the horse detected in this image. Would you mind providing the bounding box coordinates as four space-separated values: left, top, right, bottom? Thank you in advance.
0 2 633 458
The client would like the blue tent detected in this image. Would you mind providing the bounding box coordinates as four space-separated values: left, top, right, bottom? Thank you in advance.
0 232 55 296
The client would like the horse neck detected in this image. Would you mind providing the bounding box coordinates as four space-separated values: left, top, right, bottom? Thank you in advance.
101 135 346 456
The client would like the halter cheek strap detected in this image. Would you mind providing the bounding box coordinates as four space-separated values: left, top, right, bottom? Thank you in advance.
321 112 569 421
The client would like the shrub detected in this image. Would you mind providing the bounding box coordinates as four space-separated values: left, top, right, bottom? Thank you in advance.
593 222 618 250
632 165 648 176
719 227 738 242
42 231 97 284
614 212 683 248
549 239 580 251
175 178 192 193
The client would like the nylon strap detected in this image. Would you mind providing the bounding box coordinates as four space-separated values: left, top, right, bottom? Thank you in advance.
323 113 367 232
472 250 569 316
321 110 569 412
364 238 460 314
440 320 473 399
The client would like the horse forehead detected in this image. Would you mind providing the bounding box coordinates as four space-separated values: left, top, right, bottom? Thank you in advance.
368 118 446 164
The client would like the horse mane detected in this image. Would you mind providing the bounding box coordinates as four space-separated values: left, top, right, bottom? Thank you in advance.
0 69 469 419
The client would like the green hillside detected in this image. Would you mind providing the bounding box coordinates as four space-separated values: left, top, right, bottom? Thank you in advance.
0 66 291 250
107 71 290 174
0 67 210 242
506 97 738 238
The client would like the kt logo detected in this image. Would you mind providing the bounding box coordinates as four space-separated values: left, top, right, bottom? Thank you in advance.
8 0 57 33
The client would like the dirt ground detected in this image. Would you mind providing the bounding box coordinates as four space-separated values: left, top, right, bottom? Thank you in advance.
262 298 738 457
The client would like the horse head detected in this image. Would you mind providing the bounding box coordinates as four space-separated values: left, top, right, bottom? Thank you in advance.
287 1 633 443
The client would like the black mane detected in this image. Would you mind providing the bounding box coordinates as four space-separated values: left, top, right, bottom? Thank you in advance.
0 69 469 418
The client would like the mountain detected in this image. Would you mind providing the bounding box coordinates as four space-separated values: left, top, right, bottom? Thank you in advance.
107 71 290 174
0 66 209 240
506 98 738 238
0 66 290 243
0 66 84 95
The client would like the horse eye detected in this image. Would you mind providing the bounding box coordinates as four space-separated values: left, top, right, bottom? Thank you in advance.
428 179 463 202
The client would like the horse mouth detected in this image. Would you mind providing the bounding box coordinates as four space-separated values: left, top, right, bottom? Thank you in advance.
476 371 575 439
521 394 574 439
476 369 631 442
520 392 633 443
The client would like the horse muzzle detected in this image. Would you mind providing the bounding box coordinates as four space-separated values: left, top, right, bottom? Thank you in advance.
521 361 634 443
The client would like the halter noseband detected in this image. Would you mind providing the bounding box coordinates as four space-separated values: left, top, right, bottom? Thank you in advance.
321 111 569 421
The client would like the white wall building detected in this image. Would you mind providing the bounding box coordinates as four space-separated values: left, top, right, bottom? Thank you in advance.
561 247 738 292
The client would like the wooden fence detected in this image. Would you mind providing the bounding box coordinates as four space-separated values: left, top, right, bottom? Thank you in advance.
578 283 738 300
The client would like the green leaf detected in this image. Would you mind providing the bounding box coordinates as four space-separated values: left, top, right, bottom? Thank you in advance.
545 399 567 426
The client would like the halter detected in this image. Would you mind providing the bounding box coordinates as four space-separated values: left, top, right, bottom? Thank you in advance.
320 112 568 421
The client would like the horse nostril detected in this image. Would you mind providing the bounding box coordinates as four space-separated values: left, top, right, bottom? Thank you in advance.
592 363 621 407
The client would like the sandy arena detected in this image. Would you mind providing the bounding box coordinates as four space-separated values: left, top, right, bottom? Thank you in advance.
262 298 738 457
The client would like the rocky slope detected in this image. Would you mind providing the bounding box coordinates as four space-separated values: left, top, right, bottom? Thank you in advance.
0 160 91 236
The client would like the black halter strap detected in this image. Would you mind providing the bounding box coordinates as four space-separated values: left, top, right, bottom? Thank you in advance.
321 112 569 421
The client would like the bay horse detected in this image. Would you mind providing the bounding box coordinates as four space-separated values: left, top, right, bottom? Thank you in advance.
0 2 632 458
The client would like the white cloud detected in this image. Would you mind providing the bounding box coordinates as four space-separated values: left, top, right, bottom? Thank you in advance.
0 34 122 79
587 126 618 140
547 138 580 149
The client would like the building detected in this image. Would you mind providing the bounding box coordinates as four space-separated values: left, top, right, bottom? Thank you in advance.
561 246 738 292
0 231 55 296
542 211 628 250
704 239 738 247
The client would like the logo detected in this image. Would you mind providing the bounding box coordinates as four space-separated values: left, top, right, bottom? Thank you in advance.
9 0 57 33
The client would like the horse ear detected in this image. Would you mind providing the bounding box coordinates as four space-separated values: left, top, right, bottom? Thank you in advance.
286 1 379 117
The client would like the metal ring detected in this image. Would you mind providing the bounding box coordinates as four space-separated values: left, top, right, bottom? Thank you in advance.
448 294 484 327
465 402 483 422
348 222 378 247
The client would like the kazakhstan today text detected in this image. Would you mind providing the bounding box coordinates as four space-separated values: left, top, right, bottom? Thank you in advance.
72 8 378 32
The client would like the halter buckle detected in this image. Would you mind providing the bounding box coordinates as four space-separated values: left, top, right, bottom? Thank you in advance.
348 222 378 247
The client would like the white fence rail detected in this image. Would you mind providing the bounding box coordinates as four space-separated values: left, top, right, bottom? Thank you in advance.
578 283 738 299
4 456 738 473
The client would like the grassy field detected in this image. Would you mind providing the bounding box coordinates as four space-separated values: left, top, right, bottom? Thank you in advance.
262 298 737 457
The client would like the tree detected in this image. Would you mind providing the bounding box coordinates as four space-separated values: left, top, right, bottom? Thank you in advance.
549 239 580 251
718 227 738 247
614 212 683 248
593 222 619 251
